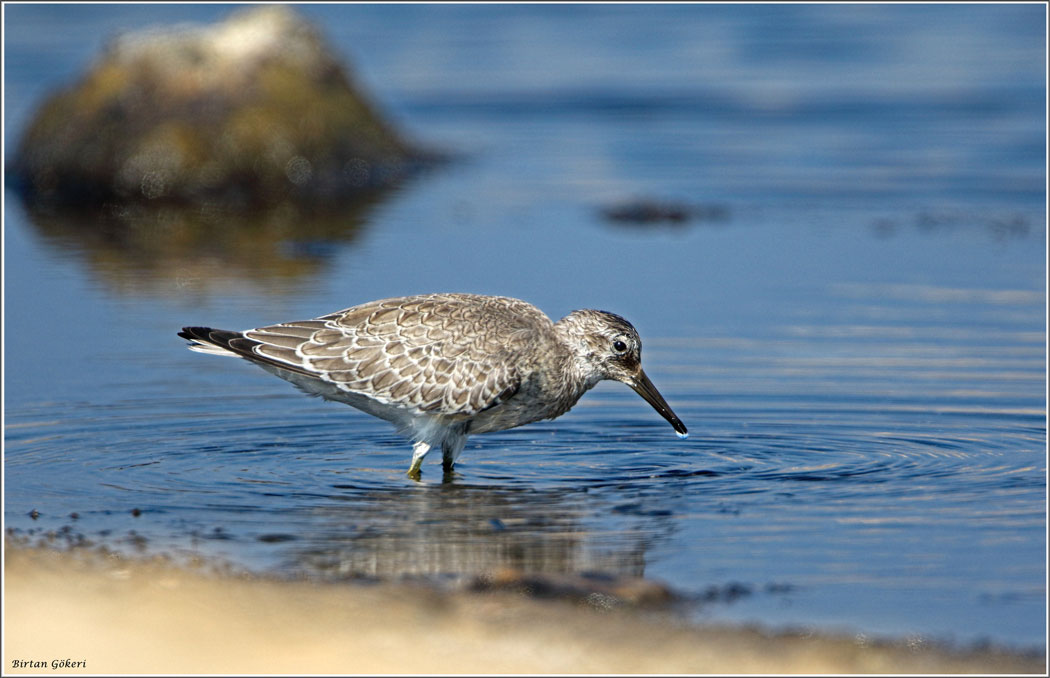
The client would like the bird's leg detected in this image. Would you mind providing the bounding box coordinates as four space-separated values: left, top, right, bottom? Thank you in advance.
407 441 430 479
441 432 467 474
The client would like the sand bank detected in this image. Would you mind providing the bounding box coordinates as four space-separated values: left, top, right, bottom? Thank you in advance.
3 545 1043 674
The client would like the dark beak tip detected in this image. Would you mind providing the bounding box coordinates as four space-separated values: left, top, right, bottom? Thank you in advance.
628 371 688 440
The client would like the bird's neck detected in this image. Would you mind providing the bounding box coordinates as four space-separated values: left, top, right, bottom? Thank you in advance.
551 318 604 393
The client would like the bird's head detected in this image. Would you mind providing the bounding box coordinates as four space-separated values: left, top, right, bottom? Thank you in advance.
556 309 687 438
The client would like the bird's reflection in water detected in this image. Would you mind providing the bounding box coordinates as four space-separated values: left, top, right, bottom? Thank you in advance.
281 480 672 584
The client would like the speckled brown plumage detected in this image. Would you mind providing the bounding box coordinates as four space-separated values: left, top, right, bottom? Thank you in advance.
179 293 686 477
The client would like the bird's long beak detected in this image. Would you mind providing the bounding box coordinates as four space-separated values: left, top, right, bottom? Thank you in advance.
626 369 688 438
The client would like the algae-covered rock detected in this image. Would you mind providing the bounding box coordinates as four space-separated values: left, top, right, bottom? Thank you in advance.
12 5 427 207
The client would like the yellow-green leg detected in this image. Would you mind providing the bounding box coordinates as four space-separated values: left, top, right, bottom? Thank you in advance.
407 441 430 479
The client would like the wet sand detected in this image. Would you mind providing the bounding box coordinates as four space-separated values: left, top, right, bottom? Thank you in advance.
4 544 1043 675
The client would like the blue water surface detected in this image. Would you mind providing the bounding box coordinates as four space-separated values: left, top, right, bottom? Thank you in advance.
4 3 1046 650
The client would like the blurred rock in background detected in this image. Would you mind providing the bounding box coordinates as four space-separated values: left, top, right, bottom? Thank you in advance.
10 5 434 209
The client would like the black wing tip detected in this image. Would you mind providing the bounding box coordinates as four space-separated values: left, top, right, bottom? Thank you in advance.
179 326 214 341
178 326 242 350
178 326 316 378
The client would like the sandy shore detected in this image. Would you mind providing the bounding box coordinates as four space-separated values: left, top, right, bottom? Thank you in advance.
3 544 1043 675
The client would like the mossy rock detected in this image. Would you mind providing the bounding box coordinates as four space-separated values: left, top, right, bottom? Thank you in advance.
12 6 429 208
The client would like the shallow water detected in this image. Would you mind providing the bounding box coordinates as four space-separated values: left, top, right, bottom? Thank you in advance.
4 3 1047 650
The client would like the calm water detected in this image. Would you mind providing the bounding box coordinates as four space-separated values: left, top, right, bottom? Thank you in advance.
4 3 1047 649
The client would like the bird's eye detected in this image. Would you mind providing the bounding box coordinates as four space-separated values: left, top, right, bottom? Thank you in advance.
612 340 628 353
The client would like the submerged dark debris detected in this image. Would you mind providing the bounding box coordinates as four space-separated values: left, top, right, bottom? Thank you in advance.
600 199 730 227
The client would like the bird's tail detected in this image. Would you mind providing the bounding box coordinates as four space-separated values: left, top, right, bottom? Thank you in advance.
178 326 242 357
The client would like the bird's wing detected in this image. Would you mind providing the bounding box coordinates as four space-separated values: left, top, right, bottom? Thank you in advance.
239 294 547 417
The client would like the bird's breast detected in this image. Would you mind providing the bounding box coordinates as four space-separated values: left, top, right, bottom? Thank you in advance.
467 360 589 434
